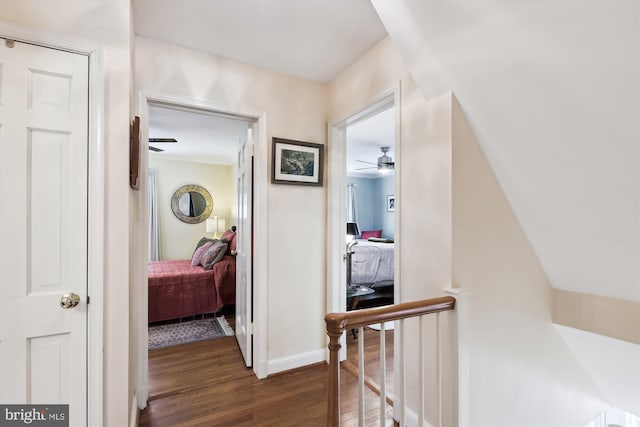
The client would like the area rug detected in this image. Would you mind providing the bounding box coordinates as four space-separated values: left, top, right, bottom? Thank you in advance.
148 316 234 350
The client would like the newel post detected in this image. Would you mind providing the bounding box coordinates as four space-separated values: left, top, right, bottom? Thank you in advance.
326 315 344 427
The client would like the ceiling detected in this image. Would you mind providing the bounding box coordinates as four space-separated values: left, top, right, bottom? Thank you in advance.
148 105 250 165
133 0 388 83
346 107 395 178
136 0 391 172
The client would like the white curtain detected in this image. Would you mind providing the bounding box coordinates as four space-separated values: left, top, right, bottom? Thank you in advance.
346 183 358 223
148 170 160 261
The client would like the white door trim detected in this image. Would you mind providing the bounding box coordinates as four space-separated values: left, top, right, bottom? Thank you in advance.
326 84 400 355
135 92 269 403
0 20 105 427
326 83 404 419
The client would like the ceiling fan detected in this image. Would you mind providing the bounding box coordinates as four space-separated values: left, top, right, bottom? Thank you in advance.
148 137 177 152
355 146 395 172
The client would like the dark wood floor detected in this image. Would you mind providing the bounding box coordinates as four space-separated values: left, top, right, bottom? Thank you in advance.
139 315 395 427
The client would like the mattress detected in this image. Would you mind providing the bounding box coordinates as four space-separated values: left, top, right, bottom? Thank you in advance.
350 239 394 285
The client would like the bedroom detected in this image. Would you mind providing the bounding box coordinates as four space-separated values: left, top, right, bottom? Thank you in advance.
145 103 250 360
344 105 395 311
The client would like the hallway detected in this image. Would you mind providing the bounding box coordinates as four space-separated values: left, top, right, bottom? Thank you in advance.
139 317 396 426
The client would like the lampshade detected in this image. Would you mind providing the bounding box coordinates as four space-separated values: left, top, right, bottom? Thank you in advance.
346 222 360 237
206 218 217 233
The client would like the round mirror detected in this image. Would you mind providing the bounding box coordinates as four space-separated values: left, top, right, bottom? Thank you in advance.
170 184 213 224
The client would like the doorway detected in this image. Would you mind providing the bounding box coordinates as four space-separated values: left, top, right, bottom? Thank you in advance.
326 90 400 335
134 94 269 407
345 106 396 311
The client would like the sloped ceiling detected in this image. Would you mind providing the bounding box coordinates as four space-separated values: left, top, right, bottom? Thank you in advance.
372 0 640 301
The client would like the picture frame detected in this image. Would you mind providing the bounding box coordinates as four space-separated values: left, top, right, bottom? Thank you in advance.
129 116 141 190
387 195 395 212
271 137 324 186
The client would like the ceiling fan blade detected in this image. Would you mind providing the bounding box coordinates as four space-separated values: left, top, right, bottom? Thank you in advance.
149 138 177 143
355 159 377 165
148 146 164 152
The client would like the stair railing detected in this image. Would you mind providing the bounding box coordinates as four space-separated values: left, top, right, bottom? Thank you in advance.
325 295 456 427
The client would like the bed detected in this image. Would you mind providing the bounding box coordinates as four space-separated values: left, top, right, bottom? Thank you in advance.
350 239 394 286
148 231 237 323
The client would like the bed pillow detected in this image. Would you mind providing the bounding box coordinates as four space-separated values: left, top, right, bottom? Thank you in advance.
360 229 382 239
191 241 213 266
200 241 228 270
220 229 237 255
192 237 216 258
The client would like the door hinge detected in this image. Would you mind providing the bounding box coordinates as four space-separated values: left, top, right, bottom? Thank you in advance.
249 322 254 335
87 295 90 304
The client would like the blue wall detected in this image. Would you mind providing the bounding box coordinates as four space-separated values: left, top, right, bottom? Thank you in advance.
347 175 395 238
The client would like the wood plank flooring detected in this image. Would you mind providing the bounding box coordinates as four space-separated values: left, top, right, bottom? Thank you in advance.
139 316 396 426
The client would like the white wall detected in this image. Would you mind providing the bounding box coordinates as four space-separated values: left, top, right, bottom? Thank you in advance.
372 0 640 303
150 157 234 261
451 95 607 425
0 2 132 425
135 37 328 369
556 325 640 417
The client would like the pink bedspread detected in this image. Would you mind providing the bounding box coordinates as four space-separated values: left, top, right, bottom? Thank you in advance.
148 257 236 322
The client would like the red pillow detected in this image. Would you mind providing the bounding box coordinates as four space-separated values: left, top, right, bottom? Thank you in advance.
220 230 237 254
360 229 382 239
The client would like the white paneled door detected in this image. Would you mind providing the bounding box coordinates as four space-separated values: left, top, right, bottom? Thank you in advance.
235 125 253 367
0 39 89 425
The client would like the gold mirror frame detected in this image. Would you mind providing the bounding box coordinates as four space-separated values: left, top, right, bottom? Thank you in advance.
170 184 213 224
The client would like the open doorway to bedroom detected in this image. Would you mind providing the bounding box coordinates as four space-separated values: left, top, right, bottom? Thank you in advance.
345 106 396 312
327 90 399 406
144 102 254 400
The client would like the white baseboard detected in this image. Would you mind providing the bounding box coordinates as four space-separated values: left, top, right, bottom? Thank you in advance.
255 359 269 379
266 349 326 376
130 393 139 427
398 405 435 427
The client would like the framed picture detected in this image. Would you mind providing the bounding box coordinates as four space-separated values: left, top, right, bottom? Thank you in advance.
272 137 324 186
387 195 395 212
129 116 140 190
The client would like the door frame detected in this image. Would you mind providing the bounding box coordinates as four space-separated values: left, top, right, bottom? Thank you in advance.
0 21 106 426
326 84 401 358
135 92 269 405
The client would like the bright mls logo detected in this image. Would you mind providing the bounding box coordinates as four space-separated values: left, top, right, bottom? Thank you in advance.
0 405 68 426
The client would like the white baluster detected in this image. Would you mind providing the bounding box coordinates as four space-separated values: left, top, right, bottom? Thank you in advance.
436 312 442 427
359 326 365 427
380 322 386 427
419 315 425 427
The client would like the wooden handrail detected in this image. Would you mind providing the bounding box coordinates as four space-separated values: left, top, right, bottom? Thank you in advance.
325 296 456 427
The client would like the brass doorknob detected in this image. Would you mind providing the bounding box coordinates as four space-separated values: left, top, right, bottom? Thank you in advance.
60 293 80 309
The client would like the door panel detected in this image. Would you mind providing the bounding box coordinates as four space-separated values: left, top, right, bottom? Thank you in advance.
236 125 253 367
0 39 88 424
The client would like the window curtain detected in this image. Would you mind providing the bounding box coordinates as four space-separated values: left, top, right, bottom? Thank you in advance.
148 170 160 261
346 183 358 223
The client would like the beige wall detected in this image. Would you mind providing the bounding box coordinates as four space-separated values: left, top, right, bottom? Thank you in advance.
0 2 132 425
150 157 234 261
329 37 453 425
553 289 640 345
135 36 328 366
451 95 607 425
